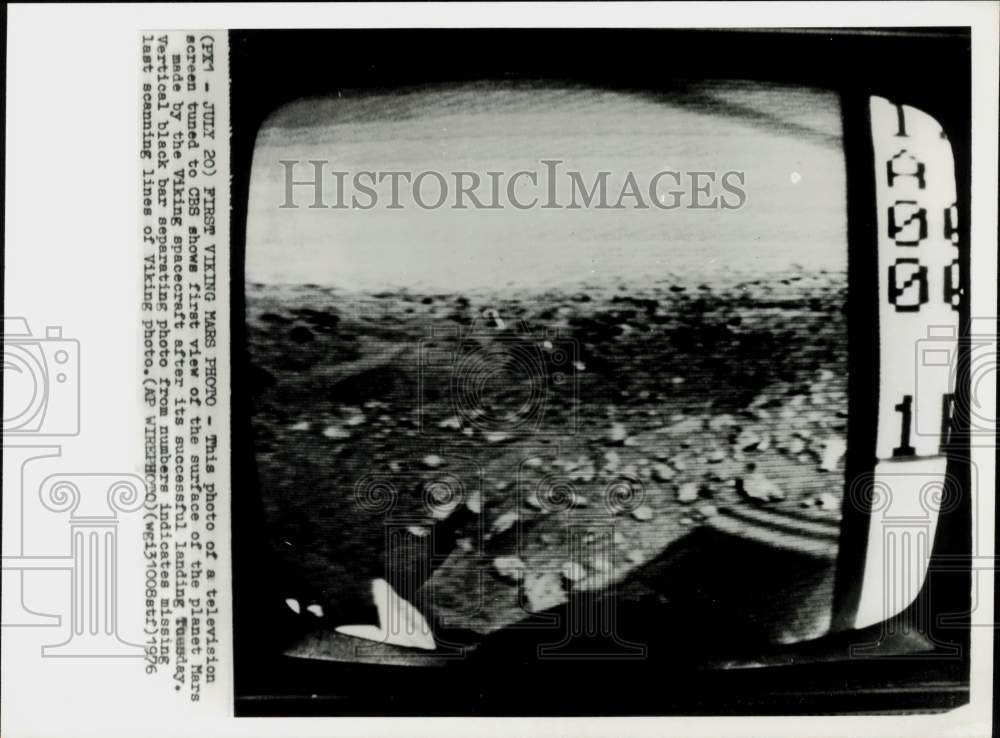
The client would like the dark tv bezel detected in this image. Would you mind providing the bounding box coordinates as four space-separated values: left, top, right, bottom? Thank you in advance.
229 27 973 716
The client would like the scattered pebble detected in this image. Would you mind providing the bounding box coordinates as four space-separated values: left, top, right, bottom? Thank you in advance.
422 454 444 468
819 437 847 472
677 482 700 503
345 413 366 427
631 504 655 521
626 549 645 565
708 414 736 432
322 426 350 440
736 429 764 451
438 416 462 430
781 437 807 455
669 417 703 434
485 431 511 443
524 572 567 612
608 422 628 444
407 525 430 538
306 604 324 618
705 449 727 463
738 473 786 502
285 598 301 614
493 555 525 582
466 490 482 514
290 421 310 431
492 510 519 534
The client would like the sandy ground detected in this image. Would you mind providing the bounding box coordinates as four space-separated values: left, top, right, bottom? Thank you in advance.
247 269 848 652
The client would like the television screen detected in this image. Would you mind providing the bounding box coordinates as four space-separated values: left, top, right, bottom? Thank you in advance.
246 80 851 648
231 28 970 714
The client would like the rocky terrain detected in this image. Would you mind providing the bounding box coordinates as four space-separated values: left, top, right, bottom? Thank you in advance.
247 270 848 651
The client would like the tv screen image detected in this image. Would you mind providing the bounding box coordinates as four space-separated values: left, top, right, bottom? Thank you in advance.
230 29 970 715
246 81 849 647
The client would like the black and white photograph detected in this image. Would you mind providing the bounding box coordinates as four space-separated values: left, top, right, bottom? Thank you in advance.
1 5 996 737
